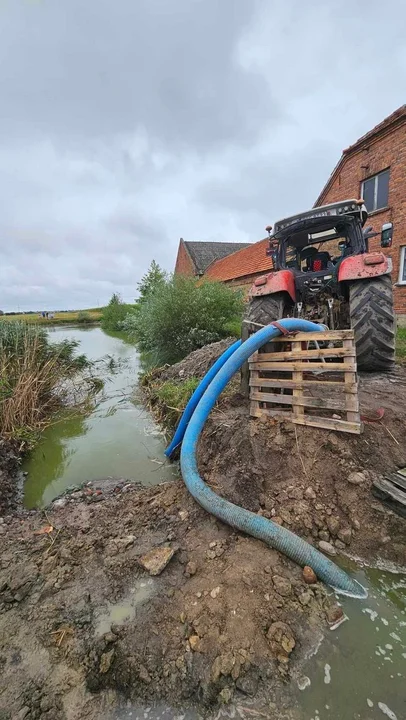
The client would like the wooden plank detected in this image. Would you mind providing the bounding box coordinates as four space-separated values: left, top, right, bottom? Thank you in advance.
250 391 351 411
250 361 356 372
372 478 406 518
250 407 292 421
240 322 250 398
270 330 354 342
388 472 406 492
291 339 304 419
255 347 355 361
343 338 360 423
293 414 362 434
249 378 357 392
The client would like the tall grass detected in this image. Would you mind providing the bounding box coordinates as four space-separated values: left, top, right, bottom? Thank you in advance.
0 321 90 446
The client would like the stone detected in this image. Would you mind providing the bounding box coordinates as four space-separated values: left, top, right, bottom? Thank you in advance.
139 546 176 576
347 471 366 485
337 527 352 545
318 530 330 542
303 566 317 584
138 664 151 684
189 635 200 651
298 591 312 606
267 621 296 660
178 510 189 521
184 560 197 577
304 486 317 500
334 539 346 550
352 518 361 530
219 652 235 676
206 550 216 560
236 669 259 696
99 649 114 674
52 498 67 509
210 586 221 599
218 687 233 704
326 605 344 626
209 541 217 549
327 516 341 535
318 541 337 556
272 575 292 597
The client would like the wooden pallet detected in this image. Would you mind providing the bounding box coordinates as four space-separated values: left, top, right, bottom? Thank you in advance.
248 329 363 434
372 470 406 518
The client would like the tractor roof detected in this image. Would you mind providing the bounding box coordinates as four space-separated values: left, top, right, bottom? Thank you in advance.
273 199 366 237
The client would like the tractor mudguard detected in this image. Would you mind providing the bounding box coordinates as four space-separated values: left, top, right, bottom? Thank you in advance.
338 253 392 282
250 269 296 302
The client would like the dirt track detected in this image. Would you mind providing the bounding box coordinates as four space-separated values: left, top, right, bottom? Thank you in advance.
1 344 406 719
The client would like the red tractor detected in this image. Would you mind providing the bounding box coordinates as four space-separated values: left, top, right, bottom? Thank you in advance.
246 199 395 371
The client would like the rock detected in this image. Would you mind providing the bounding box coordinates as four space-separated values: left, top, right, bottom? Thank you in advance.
185 561 197 577
272 575 292 597
267 621 295 661
189 635 200 651
178 510 189 521
347 471 366 485
219 652 234 676
139 546 176 575
334 539 346 550
298 591 312 606
318 540 336 556
236 669 259 696
273 516 283 526
52 498 67 509
337 527 352 545
206 550 216 560
218 687 233 704
327 516 341 535
318 530 330 542
302 566 317 585
210 586 221 599
209 541 217 549
352 518 361 530
17 707 30 720
138 664 151 684
304 486 317 500
0 517 4 524
326 605 344 626
99 649 114 674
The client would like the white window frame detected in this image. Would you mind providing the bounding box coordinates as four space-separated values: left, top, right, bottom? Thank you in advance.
399 246 406 285
361 169 389 212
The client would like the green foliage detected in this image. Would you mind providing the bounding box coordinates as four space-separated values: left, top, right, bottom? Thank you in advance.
129 275 244 365
76 310 93 324
101 293 137 331
154 378 200 426
396 327 406 360
0 321 92 445
136 260 168 303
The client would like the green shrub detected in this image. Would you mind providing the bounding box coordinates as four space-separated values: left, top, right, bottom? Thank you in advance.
154 378 200 426
76 311 93 324
396 327 406 360
101 293 137 331
129 275 244 365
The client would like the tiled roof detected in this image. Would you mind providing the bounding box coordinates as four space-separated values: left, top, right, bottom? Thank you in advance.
205 238 272 281
184 241 250 274
315 105 406 207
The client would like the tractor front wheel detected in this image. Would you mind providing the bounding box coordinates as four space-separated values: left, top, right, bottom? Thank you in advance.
349 275 396 372
245 292 290 327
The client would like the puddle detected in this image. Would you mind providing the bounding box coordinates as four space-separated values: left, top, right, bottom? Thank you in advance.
95 578 155 637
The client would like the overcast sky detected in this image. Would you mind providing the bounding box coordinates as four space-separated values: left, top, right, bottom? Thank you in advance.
1 0 405 311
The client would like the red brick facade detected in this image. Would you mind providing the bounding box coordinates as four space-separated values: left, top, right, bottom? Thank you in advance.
174 240 195 276
315 106 406 318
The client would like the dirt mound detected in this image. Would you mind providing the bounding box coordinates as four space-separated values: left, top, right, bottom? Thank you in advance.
157 338 235 382
0 482 334 720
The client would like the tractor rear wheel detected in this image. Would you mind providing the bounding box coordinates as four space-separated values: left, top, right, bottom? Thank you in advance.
245 292 290 327
349 275 396 371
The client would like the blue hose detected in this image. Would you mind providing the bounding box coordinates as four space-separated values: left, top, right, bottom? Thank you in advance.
180 318 367 599
165 339 241 458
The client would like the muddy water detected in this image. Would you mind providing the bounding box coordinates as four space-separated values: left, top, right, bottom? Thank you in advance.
23 326 177 508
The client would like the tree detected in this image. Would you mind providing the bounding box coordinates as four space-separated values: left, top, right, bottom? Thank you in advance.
136 261 167 303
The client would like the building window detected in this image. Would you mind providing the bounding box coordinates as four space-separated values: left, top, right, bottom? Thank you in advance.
399 247 406 285
361 169 389 213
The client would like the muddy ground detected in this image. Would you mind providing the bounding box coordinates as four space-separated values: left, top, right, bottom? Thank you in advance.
1 342 406 719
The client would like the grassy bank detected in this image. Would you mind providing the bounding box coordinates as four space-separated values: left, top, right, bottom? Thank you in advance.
0 321 96 449
1 309 102 325
396 327 406 361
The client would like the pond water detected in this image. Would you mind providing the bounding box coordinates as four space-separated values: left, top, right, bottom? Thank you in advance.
22 327 406 719
23 326 177 508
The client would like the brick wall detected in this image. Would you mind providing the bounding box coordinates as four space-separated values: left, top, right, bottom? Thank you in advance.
174 240 196 276
316 121 406 315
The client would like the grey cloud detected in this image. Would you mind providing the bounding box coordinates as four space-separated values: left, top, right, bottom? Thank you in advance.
0 0 405 311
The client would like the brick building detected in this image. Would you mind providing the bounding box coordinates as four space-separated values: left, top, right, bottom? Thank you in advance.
315 105 406 320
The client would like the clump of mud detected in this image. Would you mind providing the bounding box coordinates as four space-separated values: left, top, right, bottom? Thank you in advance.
157 338 235 382
0 438 22 515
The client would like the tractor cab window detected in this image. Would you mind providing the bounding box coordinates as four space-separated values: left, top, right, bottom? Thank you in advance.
285 229 350 272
